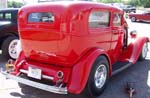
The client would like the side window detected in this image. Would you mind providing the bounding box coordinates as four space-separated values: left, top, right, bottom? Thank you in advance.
5 13 12 19
89 11 110 28
0 13 3 19
113 14 122 26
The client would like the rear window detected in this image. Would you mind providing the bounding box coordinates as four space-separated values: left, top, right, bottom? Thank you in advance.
89 11 110 28
28 12 54 23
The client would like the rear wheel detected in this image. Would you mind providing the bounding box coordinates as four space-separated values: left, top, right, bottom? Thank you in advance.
83 56 109 98
139 42 148 61
2 36 19 59
131 17 136 22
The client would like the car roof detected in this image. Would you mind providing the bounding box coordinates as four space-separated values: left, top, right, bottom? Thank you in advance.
0 8 19 12
21 1 122 13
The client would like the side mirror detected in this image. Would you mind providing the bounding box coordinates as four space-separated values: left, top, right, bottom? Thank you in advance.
130 30 137 38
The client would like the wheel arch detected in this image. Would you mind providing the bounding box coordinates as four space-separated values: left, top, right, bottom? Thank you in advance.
0 32 19 48
68 48 112 94
128 37 149 63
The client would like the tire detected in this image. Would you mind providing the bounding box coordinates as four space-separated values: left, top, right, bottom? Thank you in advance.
131 17 136 22
83 56 109 98
139 42 148 61
2 36 19 59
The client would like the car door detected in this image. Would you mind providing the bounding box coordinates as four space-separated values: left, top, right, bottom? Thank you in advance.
110 13 124 63
88 10 112 53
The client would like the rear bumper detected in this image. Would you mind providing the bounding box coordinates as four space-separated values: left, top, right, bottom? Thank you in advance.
2 71 68 94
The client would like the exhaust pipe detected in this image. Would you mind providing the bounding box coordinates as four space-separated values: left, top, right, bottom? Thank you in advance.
56 71 64 87
57 71 64 79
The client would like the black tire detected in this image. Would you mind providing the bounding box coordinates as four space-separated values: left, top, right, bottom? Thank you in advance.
83 56 109 98
139 42 148 61
2 36 19 59
131 17 136 22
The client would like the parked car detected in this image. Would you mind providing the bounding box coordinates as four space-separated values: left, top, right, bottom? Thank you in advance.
0 8 19 59
121 5 136 13
3 1 149 98
129 11 150 22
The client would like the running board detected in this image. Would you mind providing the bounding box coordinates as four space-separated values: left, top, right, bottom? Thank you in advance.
2 72 68 94
112 62 133 76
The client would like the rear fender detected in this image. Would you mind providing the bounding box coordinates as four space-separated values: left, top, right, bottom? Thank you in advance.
13 51 26 75
68 49 111 94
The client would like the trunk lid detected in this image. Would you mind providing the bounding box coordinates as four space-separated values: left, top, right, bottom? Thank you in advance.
18 4 67 65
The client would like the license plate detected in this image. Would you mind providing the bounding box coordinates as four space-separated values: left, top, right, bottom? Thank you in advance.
28 67 42 80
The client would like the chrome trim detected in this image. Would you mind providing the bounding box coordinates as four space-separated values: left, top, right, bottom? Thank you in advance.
2 72 68 94
20 69 54 80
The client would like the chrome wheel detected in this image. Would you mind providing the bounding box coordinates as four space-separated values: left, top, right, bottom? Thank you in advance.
131 17 136 22
142 43 148 59
8 39 19 59
94 64 107 88
84 56 109 97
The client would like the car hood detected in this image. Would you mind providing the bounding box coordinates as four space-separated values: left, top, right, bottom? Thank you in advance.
0 21 11 26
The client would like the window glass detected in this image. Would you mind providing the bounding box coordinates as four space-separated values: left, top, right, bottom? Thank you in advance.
113 14 122 26
28 12 54 23
0 13 3 19
5 13 12 19
89 11 110 28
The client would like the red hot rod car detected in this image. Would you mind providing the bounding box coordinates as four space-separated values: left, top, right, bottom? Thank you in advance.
3 1 150 98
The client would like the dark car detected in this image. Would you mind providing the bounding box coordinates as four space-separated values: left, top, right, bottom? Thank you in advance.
129 11 150 22
121 5 136 13
0 8 19 59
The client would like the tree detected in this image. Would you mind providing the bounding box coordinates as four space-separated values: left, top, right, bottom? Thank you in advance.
143 0 150 7
97 0 150 7
97 0 122 3
7 1 24 8
128 0 150 7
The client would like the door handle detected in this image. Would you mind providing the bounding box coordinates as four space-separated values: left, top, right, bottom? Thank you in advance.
112 30 124 34
112 30 119 34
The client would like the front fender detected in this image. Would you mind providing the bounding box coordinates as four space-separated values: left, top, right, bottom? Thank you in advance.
119 36 149 63
68 49 111 94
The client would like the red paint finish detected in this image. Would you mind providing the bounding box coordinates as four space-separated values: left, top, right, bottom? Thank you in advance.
12 1 150 94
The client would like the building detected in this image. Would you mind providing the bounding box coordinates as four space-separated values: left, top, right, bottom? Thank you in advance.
0 0 7 9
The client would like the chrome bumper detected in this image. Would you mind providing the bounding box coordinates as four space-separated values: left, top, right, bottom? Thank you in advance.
2 72 68 94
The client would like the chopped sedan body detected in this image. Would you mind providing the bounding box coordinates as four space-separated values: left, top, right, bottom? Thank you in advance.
2 1 150 98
